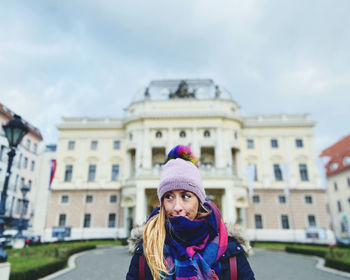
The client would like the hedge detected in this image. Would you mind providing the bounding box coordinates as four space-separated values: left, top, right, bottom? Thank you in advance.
285 246 350 274
325 257 350 273
10 245 96 280
285 246 327 258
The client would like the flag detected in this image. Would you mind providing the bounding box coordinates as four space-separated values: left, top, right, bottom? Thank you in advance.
281 163 290 196
315 157 328 190
49 159 57 189
246 163 256 197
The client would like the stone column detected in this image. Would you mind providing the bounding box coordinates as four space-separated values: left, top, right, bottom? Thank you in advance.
192 128 200 157
135 186 146 225
135 130 142 176
222 187 236 224
215 127 223 168
167 128 173 152
143 128 151 169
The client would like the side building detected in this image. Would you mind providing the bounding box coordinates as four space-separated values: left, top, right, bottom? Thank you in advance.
44 79 334 243
320 135 350 241
0 103 43 234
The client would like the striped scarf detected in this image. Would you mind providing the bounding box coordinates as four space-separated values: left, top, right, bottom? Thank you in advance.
162 201 228 280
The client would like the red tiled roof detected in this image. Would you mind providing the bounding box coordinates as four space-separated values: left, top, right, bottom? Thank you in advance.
320 134 350 176
0 103 43 141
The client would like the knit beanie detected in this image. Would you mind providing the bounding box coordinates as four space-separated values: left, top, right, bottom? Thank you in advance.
157 145 206 203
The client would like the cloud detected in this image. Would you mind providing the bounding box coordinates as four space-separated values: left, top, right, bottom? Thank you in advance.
0 0 349 150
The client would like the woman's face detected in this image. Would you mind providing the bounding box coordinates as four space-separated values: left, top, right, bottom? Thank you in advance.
163 189 199 221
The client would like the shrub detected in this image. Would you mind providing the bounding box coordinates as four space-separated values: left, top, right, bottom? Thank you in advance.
10 245 96 280
285 246 327 258
325 257 350 273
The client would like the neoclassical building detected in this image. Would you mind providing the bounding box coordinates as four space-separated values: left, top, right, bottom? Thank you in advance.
44 79 334 243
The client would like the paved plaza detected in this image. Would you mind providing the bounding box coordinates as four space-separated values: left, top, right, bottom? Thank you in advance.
46 246 350 280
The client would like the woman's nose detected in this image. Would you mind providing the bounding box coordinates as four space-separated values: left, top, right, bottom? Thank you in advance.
173 199 183 213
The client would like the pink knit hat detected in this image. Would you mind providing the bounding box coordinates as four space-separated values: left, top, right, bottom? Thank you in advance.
157 146 206 203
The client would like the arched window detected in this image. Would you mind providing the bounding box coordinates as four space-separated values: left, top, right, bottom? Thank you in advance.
179 130 186 138
155 131 162 138
204 130 210 138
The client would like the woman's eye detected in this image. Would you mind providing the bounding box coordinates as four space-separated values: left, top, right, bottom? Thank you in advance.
183 194 191 199
164 194 173 199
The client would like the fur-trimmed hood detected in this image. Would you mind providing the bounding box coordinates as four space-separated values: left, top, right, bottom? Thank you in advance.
128 223 252 256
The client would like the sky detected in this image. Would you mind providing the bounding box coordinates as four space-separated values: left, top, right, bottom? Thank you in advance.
1 0 349 154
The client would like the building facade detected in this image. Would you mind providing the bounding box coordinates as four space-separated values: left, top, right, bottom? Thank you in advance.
44 79 334 243
0 103 43 232
320 135 350 240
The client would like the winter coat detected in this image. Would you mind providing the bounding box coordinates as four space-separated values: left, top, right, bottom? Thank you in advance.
126 224 255 280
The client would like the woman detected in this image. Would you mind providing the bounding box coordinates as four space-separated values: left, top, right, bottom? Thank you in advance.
126 145 255 280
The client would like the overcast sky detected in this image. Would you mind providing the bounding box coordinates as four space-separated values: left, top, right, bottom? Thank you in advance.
1 0 349 154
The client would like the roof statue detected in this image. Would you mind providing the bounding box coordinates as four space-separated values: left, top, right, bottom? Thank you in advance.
144 87 150 99
169 80 196 99
215 85 221 98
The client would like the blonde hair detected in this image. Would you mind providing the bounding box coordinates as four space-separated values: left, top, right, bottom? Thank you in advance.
143 203 211 280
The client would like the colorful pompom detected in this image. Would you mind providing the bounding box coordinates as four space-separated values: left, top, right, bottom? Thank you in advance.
165 145 199 167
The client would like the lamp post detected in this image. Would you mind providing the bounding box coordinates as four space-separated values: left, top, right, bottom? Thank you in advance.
0 115 28 262
16 185 30 238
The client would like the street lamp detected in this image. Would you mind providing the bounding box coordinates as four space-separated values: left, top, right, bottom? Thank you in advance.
0 115 28 262
16 185 30 238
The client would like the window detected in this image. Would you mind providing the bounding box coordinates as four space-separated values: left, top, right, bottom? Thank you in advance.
59 214 66 227
204 130 210 138
110 195 117 203
86 195 93 203
347 177 350 187
343 156 350 166
24 157 28 169
18 154 22 168
278 195 286 204
337 200 342 212
274 164 283 181
68 141 75 150
234 131 238 140
0 145 4 160
108 213 116 228
28 180 32 189
281 215 290 229
113 140 120 150
33 143 38 153
330 162 339 171
129 133 133 140
21 177 25 188
247 139 254 149
334 182 338 191
30 160 35 171
90 141 98 150
23 201 28 215
296 139 303 148
252 195 260 203
61 195 69 203
305 195 313 204
83 214 91 228
179 130 186 138
271 139 278 148
299 164 309 181
251 164 258 181
111 165 119 181
26 139 31 150
155 131 162 138
308 215 316 227
16 199 21 214
64 165 73 182
88 165 96 182
254 214 263 229
14 175 19 192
